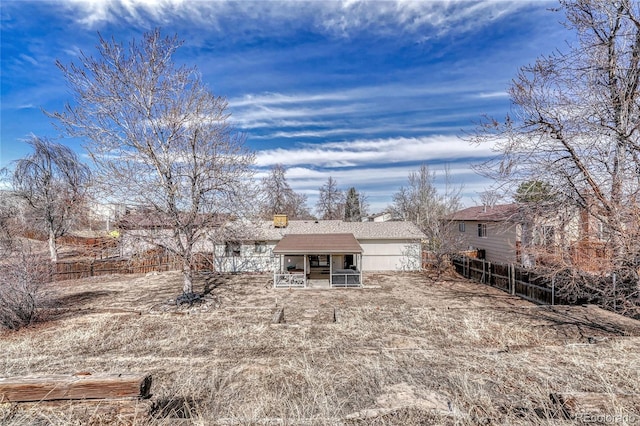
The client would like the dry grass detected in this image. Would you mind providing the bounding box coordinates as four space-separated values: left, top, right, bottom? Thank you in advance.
1 271 639 425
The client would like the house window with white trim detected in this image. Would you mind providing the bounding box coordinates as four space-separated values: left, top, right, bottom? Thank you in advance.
478 223 487 238
458 223 466 232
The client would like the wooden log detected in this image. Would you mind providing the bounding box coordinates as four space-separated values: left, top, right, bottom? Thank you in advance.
19 397 153 418
0 373 152 402
550 392 640 418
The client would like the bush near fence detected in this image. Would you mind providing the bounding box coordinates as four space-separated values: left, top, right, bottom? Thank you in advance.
451 255 562 305
447 255 638 318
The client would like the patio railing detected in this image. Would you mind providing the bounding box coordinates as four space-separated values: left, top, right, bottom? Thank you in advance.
331 272 361 287
274 273 306 288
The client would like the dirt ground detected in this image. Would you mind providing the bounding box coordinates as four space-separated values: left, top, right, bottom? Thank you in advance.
1 271 639 425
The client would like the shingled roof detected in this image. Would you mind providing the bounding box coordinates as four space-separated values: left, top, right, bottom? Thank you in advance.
258 220 425 241
448 204 521 222
273 233 363 254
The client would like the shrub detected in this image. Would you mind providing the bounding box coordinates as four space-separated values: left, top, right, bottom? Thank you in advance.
0 249 49 330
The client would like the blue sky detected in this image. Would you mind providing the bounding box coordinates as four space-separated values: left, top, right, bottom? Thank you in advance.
1 0 571 212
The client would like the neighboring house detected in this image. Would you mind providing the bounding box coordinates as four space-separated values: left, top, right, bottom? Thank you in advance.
448 203 610 268
448 204 524 265
87 202 127 231
118 214 426 287
362 212 393 222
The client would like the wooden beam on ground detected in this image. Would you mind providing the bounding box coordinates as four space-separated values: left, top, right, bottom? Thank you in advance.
18 398 153 419
0 373 152 402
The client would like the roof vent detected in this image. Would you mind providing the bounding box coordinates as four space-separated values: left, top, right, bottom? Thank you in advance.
273 214 288 228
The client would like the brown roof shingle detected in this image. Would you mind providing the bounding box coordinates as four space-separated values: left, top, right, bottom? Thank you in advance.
272 233 363 254
449 204 521 222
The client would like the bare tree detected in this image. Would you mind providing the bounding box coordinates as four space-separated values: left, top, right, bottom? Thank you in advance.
11 136 90 262
391 164 463 276
316 177 344 220
50 30 255 294
469 1 640 304
477 189 503 208
260 164 311 219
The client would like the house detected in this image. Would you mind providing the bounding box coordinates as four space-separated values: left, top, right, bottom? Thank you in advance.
448 203 607 268
362 211 393 222
448 204 524 265
118 214 425 287
256 219 425 287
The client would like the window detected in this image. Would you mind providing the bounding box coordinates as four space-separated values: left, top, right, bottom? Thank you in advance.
478 223 487 238
225 241 241 257
254 241 267 254
458 223 466 232
597 222 609 241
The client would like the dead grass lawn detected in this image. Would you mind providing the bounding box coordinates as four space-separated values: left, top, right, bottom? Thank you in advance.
1 271 639 425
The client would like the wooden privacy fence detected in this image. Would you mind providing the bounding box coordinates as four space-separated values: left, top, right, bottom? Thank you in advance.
452 255 561 305
52 251 214 281
58 235 121 260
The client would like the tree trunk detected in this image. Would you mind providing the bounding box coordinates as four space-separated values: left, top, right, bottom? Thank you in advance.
182 255 193 294
48 228 58 262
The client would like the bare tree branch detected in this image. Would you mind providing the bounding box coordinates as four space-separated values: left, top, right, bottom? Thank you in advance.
11 136 91 262
49 29 255 294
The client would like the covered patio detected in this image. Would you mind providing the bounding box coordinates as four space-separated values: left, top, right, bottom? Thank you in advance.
272 233 363 288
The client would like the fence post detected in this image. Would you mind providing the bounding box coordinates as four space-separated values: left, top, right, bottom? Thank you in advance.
510 264 515 295
464 256 468 278
465 257 471 278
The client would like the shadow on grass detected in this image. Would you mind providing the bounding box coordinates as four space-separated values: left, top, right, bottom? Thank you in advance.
40 290 121 322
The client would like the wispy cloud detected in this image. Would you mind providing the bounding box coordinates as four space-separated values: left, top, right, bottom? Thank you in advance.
62 0 542 39
18 53 38 66
474 91 509 99
255 135 492 168
230 83 510 137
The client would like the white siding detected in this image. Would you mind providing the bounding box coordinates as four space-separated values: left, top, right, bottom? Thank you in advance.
360 239 422 271
213 242 277 273
121 231 423 273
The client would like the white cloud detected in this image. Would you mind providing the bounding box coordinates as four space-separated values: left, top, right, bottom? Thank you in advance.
18 54 38 66
62 0 541 39
255 135 492 168
474 91 509 99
